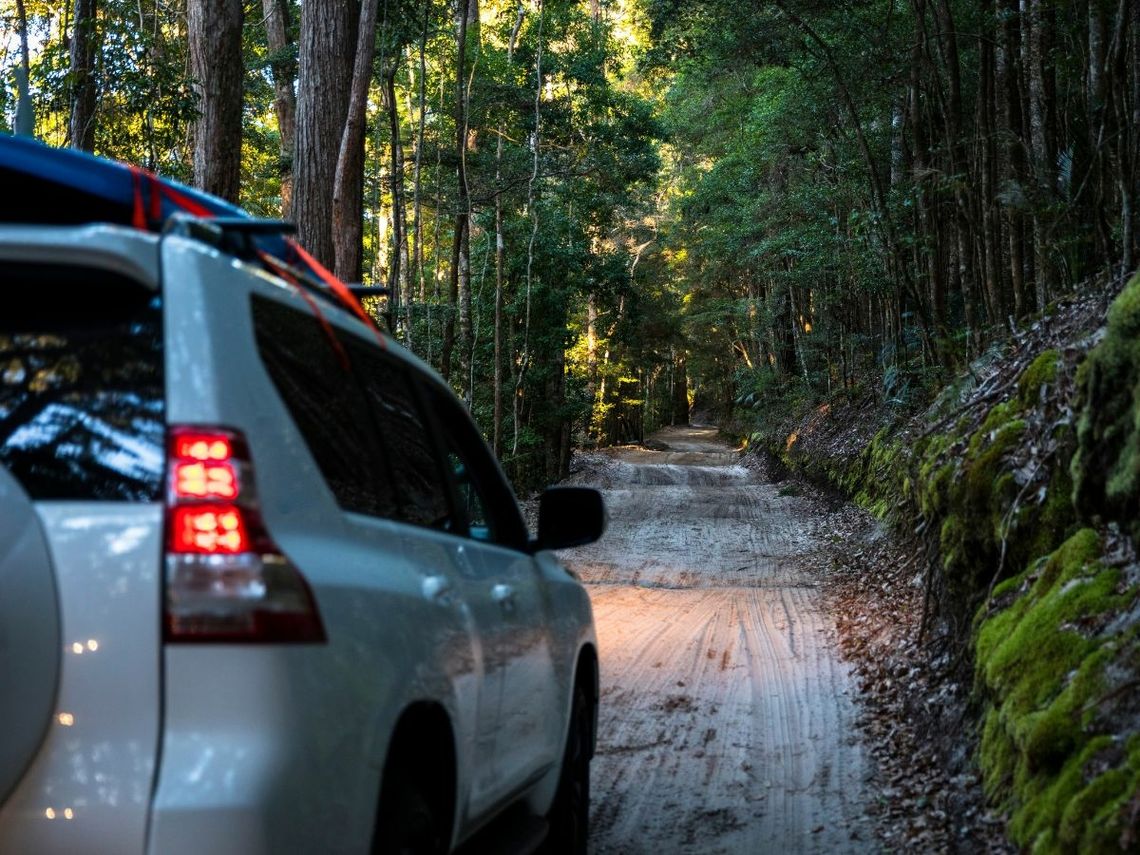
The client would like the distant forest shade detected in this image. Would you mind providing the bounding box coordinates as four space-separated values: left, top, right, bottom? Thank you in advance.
1 0 1137 474
649 0 1139 415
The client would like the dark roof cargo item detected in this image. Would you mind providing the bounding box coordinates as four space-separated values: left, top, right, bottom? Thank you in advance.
0 134 366 317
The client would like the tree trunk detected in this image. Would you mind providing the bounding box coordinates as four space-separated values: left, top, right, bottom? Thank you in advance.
1028 0 1056 309
69 0 98 151
295 0 359 269
442 0 475 383
261 0 296 215
14 0 34 137
332 0 380 283
999 0 1029 317
188 0 243 202
514 0 544 456
978 0 1003 323
493 3 525 455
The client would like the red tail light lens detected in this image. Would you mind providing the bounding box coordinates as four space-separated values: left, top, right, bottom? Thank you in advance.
164 427 326 644
173 461 239 500
171 505 249 553
174 434 233 462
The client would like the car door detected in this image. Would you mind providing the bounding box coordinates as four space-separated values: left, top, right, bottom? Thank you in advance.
420 385 563 798
346 343 507 819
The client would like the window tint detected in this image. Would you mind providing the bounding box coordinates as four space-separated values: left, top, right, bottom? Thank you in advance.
349 343 452 530
424 385 528 550
251 296 398 518
0 264 164 501
447 450 492 541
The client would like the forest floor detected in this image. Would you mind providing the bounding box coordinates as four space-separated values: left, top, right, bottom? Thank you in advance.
560 424 1013 853
561 425 876 853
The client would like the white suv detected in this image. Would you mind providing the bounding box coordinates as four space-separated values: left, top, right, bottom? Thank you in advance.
0 160 602 854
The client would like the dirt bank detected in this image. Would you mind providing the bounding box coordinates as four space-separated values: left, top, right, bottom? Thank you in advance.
561 426 874 853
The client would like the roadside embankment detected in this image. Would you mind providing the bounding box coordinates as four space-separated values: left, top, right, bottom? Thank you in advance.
742 273 1140 851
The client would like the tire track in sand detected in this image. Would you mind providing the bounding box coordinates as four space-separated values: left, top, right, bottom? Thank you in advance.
562 426 873 853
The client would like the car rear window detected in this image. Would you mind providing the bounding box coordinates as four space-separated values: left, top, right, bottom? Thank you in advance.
0 263 165 501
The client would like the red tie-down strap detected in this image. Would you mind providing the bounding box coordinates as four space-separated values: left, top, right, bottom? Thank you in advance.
128 163 385 350
257 251 352 372
129 165 214 229
286 239 387 349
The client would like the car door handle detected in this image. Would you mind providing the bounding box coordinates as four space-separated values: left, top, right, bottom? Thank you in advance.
422 575 452 603
491 583 515 611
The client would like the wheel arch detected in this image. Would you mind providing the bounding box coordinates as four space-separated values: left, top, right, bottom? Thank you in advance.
370 700 458 853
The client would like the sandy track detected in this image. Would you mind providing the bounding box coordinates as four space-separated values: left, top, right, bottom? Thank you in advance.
562 426 873 853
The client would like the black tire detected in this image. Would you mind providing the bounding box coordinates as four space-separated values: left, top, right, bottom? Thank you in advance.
542 681 592 855
372 768 448 855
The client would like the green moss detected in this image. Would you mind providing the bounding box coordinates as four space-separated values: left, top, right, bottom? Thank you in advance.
1072 272 1140 542
976 528 1139 852
1019 349 1061 407
935 404 1027 608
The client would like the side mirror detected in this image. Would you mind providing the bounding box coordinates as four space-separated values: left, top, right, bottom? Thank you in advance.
531 487 606 552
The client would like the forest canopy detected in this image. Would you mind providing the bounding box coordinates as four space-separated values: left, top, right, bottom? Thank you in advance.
2 0 1137 487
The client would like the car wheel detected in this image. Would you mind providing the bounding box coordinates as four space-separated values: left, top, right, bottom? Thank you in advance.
543 681 592 854
372 773 447 855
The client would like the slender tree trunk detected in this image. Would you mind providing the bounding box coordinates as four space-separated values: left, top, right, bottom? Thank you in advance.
442 0 476 382
14 0 35 137
261 0 296 215
188 0 244 202
384 64 411 344
1028 0 1056 308
69 0 98 151
332 0 380 283
454 0 480 397
410 0 431 351
514 0 544 456
493 3 525 455
295 0 359 269
1000 0 1029 317
979 0 1004 323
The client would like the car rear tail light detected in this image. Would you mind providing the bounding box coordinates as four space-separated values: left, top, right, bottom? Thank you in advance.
165 426 325 643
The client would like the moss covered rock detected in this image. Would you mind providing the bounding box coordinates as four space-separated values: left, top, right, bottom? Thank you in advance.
1072 272 1140 542
976 529 1140 852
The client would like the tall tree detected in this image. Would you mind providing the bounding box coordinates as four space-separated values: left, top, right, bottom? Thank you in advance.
295 0 359 269
441 0 478 382
69 0 99 151
13 0 34 136
332 0 380 282
260 0 297 214
188 0 244 202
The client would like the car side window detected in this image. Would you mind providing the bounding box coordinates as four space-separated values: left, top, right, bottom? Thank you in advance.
423 385 528 551
348 342 453 531
250 295 398 518
447 449 493 542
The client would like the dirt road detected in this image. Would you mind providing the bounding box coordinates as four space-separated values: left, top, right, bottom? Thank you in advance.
562 426 873 853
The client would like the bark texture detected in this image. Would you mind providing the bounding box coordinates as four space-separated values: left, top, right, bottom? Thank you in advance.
188 0 244 202
295 0 359 269
69 0 98 151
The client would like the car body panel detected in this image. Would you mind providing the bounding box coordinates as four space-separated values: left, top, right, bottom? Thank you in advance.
0 468 60 806
0 504 163 855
